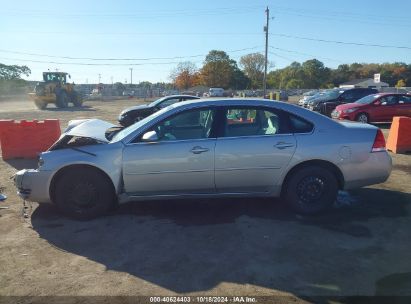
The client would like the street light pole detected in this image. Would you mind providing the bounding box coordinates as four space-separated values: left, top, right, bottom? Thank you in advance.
130 68 133 86
263 7 269 98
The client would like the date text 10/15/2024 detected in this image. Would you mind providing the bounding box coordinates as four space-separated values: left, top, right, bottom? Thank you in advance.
150 296 257 303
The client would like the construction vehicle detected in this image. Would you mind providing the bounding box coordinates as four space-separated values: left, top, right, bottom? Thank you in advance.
29 72 83 109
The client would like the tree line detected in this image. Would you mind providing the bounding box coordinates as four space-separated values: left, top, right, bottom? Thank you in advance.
170 50 411 90
1 53 410 96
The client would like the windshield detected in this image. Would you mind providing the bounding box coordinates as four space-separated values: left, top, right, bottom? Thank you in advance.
323 89 342 99
355 94 380 104
111 104 174 142
149 97 167 107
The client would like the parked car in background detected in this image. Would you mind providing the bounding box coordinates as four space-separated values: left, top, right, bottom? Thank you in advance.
209 88 224 97
332 93 411 123
308 88 378 116
300 90 327 107
15 98 391 220
298 90 319 106
118 95 200 126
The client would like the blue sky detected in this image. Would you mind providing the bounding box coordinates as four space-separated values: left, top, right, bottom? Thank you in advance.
1 0 410 84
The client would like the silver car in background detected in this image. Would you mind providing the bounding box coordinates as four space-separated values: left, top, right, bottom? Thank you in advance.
14 99 392 219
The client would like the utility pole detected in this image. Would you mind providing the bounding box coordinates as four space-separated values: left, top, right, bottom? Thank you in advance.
98 73 101 84
130 68 133 86
263 6 269 98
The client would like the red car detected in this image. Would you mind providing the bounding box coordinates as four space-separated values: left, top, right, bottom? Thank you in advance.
332 93 411 123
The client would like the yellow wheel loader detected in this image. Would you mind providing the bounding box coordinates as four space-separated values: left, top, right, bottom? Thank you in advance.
28 72 83 110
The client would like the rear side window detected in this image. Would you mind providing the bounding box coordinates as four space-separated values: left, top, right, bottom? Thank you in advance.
289 115 314 133
399 95 411 104
223 107 285 137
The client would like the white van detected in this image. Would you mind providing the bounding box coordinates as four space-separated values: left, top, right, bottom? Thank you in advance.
209 88 224 97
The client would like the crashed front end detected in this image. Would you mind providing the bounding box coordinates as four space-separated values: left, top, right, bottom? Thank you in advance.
13 119 119 203
14 168 53 202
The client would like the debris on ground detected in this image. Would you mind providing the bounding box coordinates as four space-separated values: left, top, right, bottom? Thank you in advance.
334 191 358 208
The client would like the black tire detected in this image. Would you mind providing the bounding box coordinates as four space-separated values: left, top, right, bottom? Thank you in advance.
284 166 338 215
34 99 47 110
71 91 83 107
54 168 115 220
56 91 69 108
356 113 369 124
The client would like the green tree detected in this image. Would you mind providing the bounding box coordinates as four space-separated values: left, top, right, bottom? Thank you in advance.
302 59 330 88
0 63 31 95
239 53 265 89
0 63 31 80
113 82 126 95
229 59 250 89
200 50 233 88
396 79 406 88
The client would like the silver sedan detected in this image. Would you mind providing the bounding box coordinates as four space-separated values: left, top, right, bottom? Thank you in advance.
14 99 392 219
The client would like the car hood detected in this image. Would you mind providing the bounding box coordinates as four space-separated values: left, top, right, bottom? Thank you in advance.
65 119 117 143
310 96 334 104
120 104 152 115
335 103 367 111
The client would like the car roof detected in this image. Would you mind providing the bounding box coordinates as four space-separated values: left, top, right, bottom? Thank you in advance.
119 98 343 144
163 94 200 99
173 98 340 125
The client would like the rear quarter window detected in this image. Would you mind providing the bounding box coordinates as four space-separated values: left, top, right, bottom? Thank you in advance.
289 115 314 133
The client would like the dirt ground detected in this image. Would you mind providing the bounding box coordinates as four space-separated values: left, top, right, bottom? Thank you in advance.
0 97 410 302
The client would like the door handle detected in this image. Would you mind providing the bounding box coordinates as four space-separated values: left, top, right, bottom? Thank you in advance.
190 146 209 154
275 142 294 149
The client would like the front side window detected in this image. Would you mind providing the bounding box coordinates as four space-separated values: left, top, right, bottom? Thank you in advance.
149 108 214 141
224 108 282 137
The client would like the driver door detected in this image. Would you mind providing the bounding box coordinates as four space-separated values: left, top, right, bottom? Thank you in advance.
122 107 216 195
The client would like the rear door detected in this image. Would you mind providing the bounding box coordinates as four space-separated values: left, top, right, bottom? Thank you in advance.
397 95 411 117
214 107 296 193
373 95 399 122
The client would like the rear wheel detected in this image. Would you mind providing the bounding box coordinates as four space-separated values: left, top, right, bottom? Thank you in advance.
356 113 369 123
54 168 115 220
71 91 83 107
284 166 338 215
56 91 69 108
34 99 47 110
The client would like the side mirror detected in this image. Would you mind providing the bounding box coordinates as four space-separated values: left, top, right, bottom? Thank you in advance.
141 130 158 142
374 100 381 106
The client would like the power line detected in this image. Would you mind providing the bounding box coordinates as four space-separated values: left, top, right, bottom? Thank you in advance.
270 33 411 50
268 52 297 63
0 46 263 61
269 46 344 63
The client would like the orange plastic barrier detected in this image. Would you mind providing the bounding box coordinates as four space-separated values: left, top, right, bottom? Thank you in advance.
0 119 61 160
386 116 411 154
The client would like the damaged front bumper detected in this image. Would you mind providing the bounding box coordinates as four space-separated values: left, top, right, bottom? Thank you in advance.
14 169 53 203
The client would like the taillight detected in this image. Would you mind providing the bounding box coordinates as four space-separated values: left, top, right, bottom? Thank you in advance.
371 129 386 152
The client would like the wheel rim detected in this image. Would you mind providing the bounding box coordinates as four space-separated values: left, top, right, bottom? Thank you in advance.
358 114 368 123
296 175 326 204
67 182 98 210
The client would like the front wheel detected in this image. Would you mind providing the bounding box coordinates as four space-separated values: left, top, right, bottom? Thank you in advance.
356 113 369 123
54 168 115 220
284 166 338 215
56 91 69 108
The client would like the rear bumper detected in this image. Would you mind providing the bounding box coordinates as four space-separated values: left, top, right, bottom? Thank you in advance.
342 151 392 189
14 169 53 203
